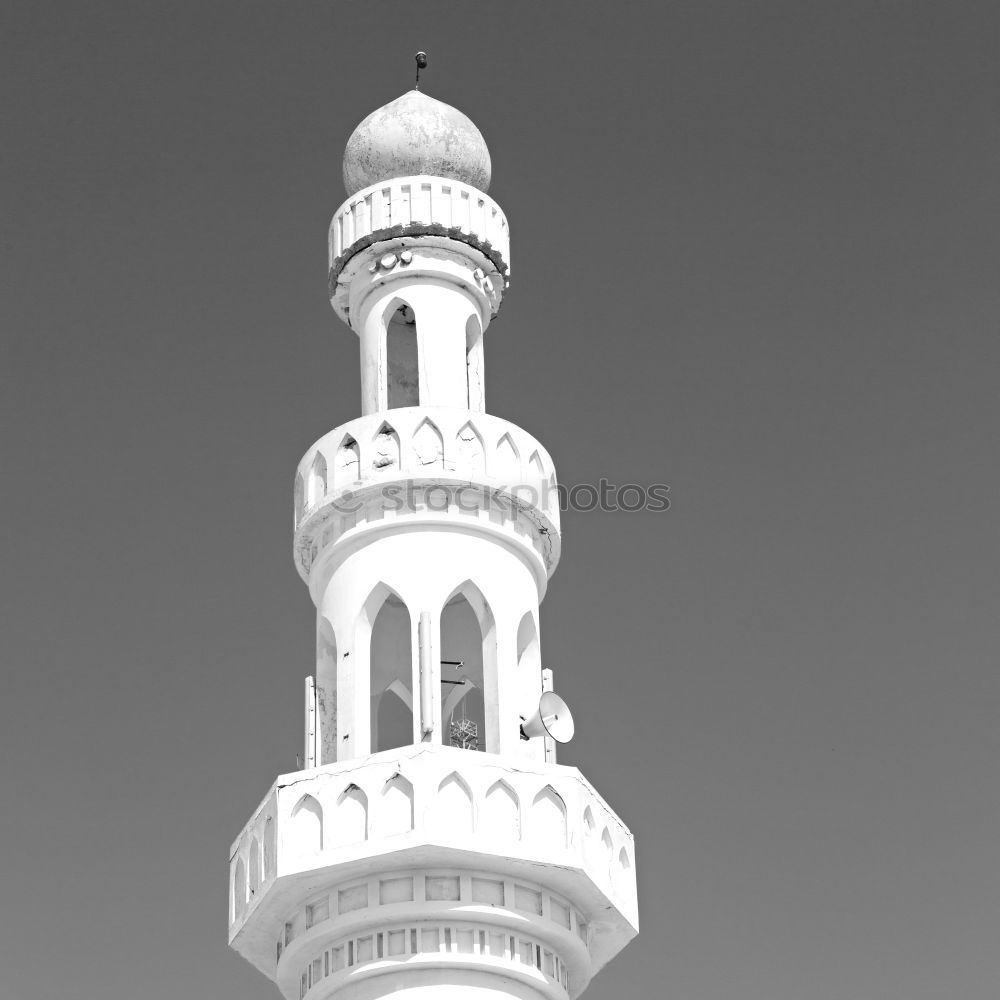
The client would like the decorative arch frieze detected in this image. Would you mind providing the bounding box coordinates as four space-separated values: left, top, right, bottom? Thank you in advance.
371 422 400 472
483 779 520 841
335 435 360 487
411 417 444 470
530 786 568 850
289 794 323 855
329 785 368 848
428 771 474 837
379 773 415 837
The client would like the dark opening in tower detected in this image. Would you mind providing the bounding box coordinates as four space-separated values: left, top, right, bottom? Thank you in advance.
369 593 413 752
386 304 419 408
440 591 490 752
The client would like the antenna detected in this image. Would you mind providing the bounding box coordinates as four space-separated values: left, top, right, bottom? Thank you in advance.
414 51 428 90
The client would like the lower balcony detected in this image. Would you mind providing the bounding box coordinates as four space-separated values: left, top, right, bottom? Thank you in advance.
229 745 637 998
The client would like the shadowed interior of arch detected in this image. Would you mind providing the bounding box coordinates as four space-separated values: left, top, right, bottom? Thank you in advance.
386 303 419 408
440 591 488 752
370 594 413 752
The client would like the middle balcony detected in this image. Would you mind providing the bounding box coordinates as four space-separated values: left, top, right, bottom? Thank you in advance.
293 408 561 586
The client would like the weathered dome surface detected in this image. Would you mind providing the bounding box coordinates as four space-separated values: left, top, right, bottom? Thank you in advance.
342 90 491 197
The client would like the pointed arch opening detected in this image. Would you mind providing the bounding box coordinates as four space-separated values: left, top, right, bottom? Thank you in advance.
380 773 415 837
528 451 546 497
385 302 420 408
455 420 486 476
372 422 400 473
248 836 261 896
307 451 327 508
366 587 414 753
429 771 474 837
483 779 520 841
531 786 568 850
412 417 444 470
330 784 368 848
335 435 360 486
495 432 520 483
290 794 323 855
601 826 614 871
582 805 599 867
440 582 498 753
317 616 337 766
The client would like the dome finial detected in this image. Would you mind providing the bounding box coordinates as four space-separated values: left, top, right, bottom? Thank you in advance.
414 51 428 90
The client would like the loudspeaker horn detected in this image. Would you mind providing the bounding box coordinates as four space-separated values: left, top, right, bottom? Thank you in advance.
520 691 575 744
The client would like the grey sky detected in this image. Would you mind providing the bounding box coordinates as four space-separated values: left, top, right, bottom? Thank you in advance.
2 2 998 999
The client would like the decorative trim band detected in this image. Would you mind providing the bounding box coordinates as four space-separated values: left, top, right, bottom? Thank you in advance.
296 919 569 999
328 176 510 296
329 223 508 296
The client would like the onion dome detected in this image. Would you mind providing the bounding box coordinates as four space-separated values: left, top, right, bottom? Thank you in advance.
342 90 492 197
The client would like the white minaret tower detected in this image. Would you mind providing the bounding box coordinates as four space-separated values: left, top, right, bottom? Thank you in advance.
229 63 638 1000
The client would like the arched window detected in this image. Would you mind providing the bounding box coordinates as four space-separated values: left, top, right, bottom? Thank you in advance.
368 590 414 753
440 583 497 753
386 303 419 408
316 617 337 766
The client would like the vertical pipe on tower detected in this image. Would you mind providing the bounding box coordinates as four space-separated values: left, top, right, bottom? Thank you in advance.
419 611 435 740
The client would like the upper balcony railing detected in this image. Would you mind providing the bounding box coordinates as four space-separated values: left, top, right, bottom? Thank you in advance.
329 175 510 289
